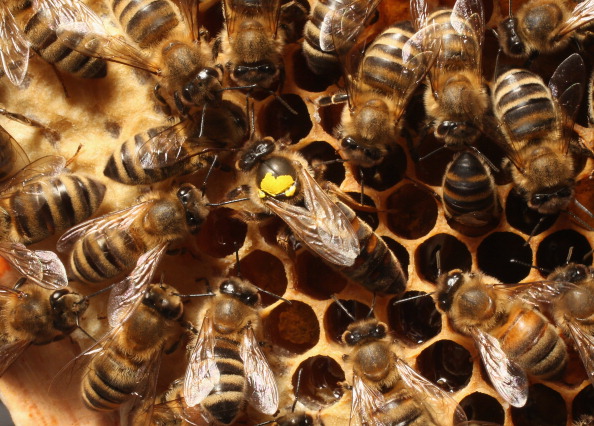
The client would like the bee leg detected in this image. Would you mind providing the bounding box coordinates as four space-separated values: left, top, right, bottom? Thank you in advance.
0 108 61 144
523 50 538 69
401 127 419 162
153 84 172 116
50 64 70 99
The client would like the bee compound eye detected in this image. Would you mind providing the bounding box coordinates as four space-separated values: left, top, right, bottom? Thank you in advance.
341 137 357 150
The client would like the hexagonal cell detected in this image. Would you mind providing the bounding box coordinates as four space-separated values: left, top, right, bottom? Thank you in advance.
353 144 407 192
414 135 455 186
459 392 505 425
293 356 345 409
200 2 224 37
195 208 247 258
536 229 593 275
415 233 472 284
259 94 312 144
573 385 594 421
506 189 558 236
319 102 343 138
265 300 319 354
388 291 441 345
292 48 336 92
344 192 378 229
233 250 287 307
324 299 370 344
382 236 410 282
386 184 438 240
511 384 567 426
295 250 348 300
415 339 473 393
477 232 532 283
299 140 345 186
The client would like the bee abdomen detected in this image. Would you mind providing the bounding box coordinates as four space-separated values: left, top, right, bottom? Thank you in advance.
24 10 107 78
9 174 105 245
493 69 556 142
201 338 246 424
112 0 179 48
380 391 437 425
0 128 17 180
443 151 497 218
70 229 142 283
428 10 479 71
498 308 567 379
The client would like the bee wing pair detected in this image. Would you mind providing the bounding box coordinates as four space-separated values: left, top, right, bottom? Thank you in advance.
264 163 360 267
222 0 282 41
554 0 594 40
0 286 36 376
184 316 278 415
350 357 468 426
0 5 30 86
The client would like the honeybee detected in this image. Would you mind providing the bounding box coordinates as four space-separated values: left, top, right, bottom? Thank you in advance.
103 100 248 186
342 317 467 425
0 278 89 376
2 0 107 83
497 0 594 58
441 151 501 233
148 377 186 425
302 0 380 76
184 277 278 425
492 53 585 215
330 20 435 168
511 262 594 388
410 0 489 149
0 122 29 182
435 269 568 407
57 183 208 285
77 283 184 425
54 0 222 117
215 0 286 92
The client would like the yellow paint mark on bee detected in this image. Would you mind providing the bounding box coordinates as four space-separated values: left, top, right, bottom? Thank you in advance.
259 173 296 198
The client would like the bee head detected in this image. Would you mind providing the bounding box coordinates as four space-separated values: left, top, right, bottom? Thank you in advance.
529 185 573 214
342 319 386 347
177 184 209 234
256 155 299 200
220 279 260 307
549 263 590 284
50 289 89 332
498 17 527 57
144 284 184 320
238 138 275 172
436 269 466 312
183 68 222 105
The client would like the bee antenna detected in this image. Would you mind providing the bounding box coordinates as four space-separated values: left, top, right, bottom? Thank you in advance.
330 294 356 321
569 199 594 228
524 216 547 247
198 102 208 138
418 145 447 162
366 293 376 318
510 258 550 274
13 277 27 290
234 245 242 277
436 249 442 278
292 367 304 412
75 316 97 343
566 246 575 265
254 421 275 426
392 292 434 306
465 144 500 173
253 284 292 305
201 154 219 196
206 197 250 207
85 283 116 299
582 248 594 264
508 0 513 18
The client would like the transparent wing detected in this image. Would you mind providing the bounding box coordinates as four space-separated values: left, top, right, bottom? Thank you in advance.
451 0 484 75
223 0 282 41
0 243 67 289
241 327 278 415
172 0 201 42
494 280 574 308
57 201 151 252
0 155 65 195
395 357 468 425
409 0 429 31
184 315 220 408
107 244 168 328
350 374 385 426
566 320 594 388
471 327 528 407
263 164 359 267
0 127 29 174
0 338 32 377
556 0 594 38
322 0 381 52
0 6 30 86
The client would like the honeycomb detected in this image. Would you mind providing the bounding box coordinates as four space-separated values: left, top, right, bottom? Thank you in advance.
0 0 593 425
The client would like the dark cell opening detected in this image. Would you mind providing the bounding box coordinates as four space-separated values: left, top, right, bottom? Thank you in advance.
477 232 532 283
345 192 378 229
195 208 247 258
258 216 286 247
460 392 505 425
511 384 567 426
319 102 343 138
323 299 370 344
299 140 345 187
265 300 319 354
416 339 473 393
387 184 438 239
199 2 224 39
382 236 409 282
231 250 287 307
353 144 407 192
414 134 455 186
259 94 312 144
292 48 336 92
506 189 558 236
573 385 594 422
295 250 347 300
415 233 472 284
293 356 345 409
388 291 441 345
536 229 593 276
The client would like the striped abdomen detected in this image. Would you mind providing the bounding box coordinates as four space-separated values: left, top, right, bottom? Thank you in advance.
104 127 202 185
334 201 406 295
427 9 480 74
21 8 107 78
359 21 416 98
202 334 246 425
495 307 567 379
442 151 499 226
379 390 438 426
69 228 145 284
5 174 105 245
112 0 179 48
492 69 557 144
0 128 17 181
